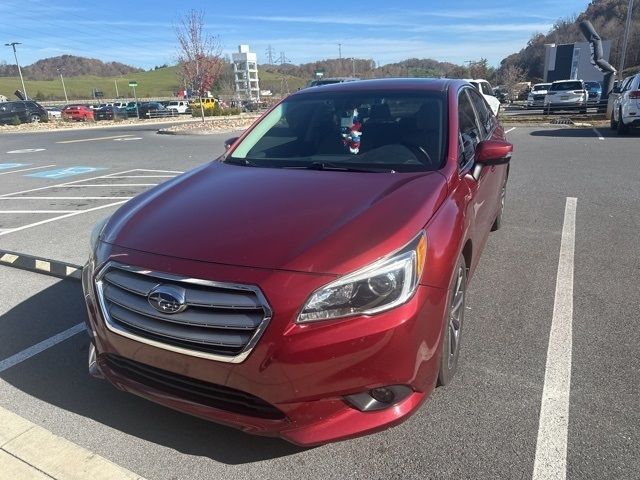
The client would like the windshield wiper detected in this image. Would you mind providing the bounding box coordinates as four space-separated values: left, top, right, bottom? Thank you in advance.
224 157 262 167
287 162 396 173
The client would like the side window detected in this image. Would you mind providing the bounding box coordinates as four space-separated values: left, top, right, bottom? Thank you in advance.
458 89 481 168
621 78 633 92
467 89 493 138
481 82 493 96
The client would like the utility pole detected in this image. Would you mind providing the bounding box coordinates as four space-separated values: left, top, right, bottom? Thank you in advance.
266 45 275 64
56 68 68 103
619 0 635 78
338 43 343 75
351 58 356 77
5 42 27 99
114 79 119 98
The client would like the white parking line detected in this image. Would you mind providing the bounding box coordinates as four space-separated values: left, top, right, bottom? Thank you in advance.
533 197 577 480
64 184 158 187
0 323 85 373
56 134 134 144
591 128 605 140
0 170 133 198
0 197 133 200
0 201 127 236
505 127 517 134
107 175 175 178
0 210 81 214
0 165 56 176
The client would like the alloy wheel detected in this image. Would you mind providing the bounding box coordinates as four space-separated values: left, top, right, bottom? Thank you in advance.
447 265 465 369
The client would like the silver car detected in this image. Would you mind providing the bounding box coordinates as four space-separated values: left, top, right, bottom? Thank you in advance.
544 80 588 113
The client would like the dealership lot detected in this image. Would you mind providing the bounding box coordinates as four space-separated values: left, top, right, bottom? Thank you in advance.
0 124 638 479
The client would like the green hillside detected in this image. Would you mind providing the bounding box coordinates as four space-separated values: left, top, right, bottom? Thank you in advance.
0 66 182 101
0 64 312 101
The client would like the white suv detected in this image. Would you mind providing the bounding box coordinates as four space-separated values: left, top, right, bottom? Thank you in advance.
464 79 501 116
610 73 640 135
544 80 588 113
166 100 190 114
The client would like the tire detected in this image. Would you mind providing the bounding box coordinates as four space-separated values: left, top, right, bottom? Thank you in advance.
437 254 467 387
29 114 40 123
617 108 629 135
610 111 618 130
491 178 507 232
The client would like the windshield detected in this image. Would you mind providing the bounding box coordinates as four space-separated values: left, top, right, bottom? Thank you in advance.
533 84 551 91
585 82 601 90
550 82 583 91
227 91 446 172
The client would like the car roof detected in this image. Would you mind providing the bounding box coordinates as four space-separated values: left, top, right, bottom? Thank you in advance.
291 78 457 96
552 79 582 83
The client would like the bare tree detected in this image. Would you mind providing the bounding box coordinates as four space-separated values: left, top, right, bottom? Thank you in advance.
500 65 527 100
176 9 223 122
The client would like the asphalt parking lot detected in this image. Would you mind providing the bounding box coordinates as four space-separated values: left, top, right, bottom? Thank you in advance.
0 122 638 479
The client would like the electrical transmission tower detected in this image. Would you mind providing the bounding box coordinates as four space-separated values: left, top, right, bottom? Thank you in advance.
277 51 291 95
265 45 275 64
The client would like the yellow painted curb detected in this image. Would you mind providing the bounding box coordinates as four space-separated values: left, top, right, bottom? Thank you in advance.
0 406 145 480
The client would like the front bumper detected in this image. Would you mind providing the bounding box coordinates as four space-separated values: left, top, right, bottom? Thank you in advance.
83 244 449 446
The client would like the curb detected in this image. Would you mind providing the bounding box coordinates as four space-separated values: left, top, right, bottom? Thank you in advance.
157 127 245 136
0 249 82 281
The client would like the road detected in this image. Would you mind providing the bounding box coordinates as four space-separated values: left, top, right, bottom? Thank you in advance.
0 123 638 479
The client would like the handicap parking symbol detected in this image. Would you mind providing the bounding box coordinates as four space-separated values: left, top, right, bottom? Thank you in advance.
26 166 106 179
0 163 28 170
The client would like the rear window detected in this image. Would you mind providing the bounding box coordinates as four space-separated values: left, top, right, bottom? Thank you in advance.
228 91 447 172
550 82 583 91
533 84 551 91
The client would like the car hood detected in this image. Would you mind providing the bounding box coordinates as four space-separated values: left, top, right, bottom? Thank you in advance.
103 162 447 275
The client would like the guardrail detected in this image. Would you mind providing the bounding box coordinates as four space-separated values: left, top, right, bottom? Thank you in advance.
143 110 181 119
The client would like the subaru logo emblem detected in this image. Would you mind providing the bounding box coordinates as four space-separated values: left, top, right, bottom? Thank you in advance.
148 285 187 314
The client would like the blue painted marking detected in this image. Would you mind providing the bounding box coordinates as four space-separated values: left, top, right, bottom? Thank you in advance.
26 166 106 179
0 163 28 170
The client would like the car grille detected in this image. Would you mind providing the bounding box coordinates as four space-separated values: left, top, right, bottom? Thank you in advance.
103 354 285 419
95 263 272 363
533 94 545 100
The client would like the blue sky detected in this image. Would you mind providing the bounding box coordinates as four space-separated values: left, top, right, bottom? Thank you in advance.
1 0 591 69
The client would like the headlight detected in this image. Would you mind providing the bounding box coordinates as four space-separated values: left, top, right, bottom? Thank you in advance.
89 216 110 253
297 232 426 323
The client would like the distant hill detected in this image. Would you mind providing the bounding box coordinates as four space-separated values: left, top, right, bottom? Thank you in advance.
0 55 143 81
499 0 640 81
259 57 463 86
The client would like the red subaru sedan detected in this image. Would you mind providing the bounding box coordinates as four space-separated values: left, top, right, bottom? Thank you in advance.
83 79 512 446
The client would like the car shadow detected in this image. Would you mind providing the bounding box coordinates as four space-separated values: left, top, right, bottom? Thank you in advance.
0 278 306 464
528 127 625 138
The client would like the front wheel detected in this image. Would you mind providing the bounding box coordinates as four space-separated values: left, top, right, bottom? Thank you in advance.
29 114 40 123
610 111 618 130
437 255 467 387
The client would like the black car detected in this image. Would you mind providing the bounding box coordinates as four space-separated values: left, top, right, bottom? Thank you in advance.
94 105 128 121
138 102 175 119
0 101 47 124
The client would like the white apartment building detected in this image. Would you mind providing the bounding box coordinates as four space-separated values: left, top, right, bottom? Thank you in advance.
232 45 260 101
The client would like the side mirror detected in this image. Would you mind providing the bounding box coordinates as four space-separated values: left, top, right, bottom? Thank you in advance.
475 140 512 166
224 137 239 150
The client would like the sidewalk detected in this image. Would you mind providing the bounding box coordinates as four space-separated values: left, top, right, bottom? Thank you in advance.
0 406 145 480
